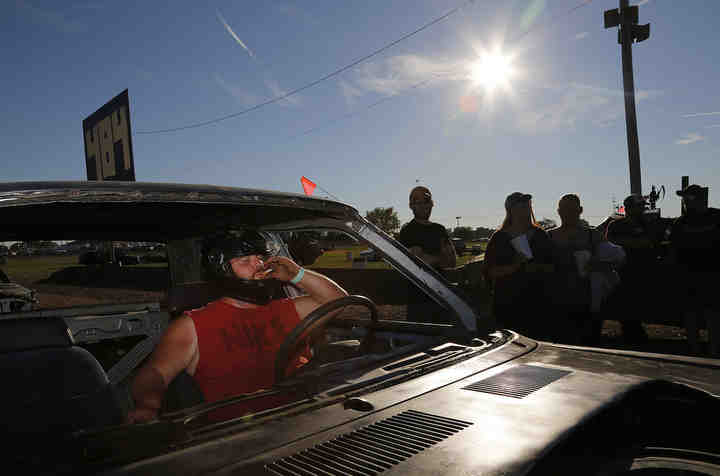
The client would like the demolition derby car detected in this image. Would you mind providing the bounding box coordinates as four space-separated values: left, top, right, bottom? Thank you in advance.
1 181 719 475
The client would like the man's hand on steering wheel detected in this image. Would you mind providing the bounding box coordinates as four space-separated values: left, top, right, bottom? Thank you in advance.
274 295 378 383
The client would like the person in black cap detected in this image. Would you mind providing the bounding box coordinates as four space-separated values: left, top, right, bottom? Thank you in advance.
668 184 720 356
398 186 457 270
484 192 553 338
397 186 457 323
604 194 664 345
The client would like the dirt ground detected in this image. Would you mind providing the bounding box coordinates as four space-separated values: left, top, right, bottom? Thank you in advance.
597 319 710 356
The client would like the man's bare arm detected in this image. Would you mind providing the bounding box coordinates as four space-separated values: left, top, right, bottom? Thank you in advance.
410 238 456 269
265 256 348 319
438 237 457 268
127 315 198 423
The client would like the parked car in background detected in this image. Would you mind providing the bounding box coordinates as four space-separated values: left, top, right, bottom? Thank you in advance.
357 247 382 262
141 251 168 264
0 181 718 476
0 267 37 314
78 249 104 265
116 251 141 266
451 237 466 255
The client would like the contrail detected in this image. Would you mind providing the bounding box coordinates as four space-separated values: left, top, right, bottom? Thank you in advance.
682 111 720 118
216 10 255 58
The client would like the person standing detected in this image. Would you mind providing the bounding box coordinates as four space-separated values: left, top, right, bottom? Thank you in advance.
398 186 457 269
547 194 608 345
397 186 457 323
668 184 720 356
604 194 659 345
484 192 554 338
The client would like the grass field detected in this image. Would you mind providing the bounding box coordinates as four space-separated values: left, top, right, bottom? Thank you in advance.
3 254 167 284
307 245 390 270
3 255 80 284
308 242 485 270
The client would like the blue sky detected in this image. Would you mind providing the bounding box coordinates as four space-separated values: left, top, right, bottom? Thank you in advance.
3 0 719 229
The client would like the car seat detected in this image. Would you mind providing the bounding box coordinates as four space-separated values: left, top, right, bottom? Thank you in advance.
0 317 126 437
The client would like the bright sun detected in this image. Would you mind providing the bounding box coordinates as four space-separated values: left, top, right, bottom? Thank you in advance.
468 52 514 91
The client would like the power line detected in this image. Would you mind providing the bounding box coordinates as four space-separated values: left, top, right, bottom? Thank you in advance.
290 78 434 140
137 0 596 136
290 0 597 139
137 1 478 135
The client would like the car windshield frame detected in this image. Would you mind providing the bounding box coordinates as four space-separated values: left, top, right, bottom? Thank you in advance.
0 181 485 336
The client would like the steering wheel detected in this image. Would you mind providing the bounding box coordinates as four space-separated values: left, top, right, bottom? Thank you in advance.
274 295 379 383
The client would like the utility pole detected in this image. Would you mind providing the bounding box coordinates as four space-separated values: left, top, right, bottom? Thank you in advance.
681 176 689 216
604 1 650 196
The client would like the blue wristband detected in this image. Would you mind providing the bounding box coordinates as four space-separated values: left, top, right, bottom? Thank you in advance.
290 267 305 285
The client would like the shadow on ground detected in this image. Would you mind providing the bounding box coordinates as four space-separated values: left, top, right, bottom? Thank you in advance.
39 266 169 291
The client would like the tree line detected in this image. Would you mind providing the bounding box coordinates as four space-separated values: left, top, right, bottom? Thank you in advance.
364 207 592 239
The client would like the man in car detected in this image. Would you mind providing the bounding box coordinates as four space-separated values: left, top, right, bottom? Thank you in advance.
127 231 347 423
669 184 720 356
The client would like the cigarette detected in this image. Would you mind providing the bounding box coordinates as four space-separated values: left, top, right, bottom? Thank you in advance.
258 267 274 277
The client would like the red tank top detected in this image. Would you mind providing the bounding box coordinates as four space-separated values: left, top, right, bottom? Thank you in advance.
188 298 309 416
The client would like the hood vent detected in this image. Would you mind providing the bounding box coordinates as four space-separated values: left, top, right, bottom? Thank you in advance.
462 364 571 399
265 410 473 475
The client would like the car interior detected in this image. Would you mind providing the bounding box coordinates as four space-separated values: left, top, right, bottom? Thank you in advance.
0 225 468 451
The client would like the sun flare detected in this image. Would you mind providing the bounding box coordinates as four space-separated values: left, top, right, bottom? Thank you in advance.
468 52 514 91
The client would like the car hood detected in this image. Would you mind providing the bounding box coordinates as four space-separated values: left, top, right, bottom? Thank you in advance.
102 337 720 476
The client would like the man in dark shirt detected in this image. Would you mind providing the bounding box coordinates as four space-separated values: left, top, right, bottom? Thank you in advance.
605 194 663 344
669 184 720 356
397 186 456 323
398 186 457 269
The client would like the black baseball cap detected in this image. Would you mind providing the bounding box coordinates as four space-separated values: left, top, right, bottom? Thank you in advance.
505 192 532 210
676 184 703 197
623 194 646 208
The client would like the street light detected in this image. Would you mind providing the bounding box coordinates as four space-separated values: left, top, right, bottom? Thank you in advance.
604 0 650 196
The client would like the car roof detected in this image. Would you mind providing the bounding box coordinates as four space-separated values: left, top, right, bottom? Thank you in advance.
0 181 359 242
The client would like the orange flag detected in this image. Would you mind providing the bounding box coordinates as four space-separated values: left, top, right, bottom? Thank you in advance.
300 176 316 196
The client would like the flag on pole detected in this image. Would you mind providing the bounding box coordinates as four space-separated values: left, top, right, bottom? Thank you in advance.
300 176 316 196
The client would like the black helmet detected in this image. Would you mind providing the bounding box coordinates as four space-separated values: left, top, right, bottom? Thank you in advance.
203 231 280 305
203 230 272 278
